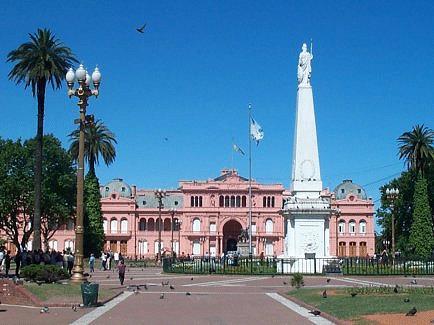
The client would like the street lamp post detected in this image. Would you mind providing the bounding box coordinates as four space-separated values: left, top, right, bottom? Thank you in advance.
386 188 399 261
154 189 166 263
66 64 101 283
170 208 177 258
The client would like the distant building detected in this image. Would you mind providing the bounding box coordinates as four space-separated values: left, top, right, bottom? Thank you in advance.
2 171 375 258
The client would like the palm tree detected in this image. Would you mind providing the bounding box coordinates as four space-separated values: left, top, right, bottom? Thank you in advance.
398 124 434 176
69 119 117 175
7 28 77 250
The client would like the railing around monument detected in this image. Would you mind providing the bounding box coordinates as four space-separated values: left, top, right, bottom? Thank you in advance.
163 256 434 276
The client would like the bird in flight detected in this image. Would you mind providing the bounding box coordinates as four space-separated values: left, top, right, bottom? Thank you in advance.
136 24 147 33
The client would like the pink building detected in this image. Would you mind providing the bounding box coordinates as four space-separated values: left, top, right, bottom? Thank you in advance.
1 171 375 258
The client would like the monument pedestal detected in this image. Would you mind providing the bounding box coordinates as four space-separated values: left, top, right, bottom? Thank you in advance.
237 243 250 256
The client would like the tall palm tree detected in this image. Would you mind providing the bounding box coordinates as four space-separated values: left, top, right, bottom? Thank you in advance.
398 124 434 176
7 28 77 250
69 119 117 175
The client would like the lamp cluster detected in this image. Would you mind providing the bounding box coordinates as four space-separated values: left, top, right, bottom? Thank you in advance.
385 188 399 199
66 64 101 98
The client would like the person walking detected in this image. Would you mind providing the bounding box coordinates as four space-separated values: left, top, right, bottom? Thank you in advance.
4 251 11 277
117 260 126 285
67 251 74 275
114 251 119 267
101 252 107 271
14 250 21 277
89 254 95 273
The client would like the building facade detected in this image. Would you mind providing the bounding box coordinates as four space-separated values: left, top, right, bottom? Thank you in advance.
2 170 375 258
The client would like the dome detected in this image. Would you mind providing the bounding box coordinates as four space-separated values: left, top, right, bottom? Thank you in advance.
101 178 132 198
333 179 367 200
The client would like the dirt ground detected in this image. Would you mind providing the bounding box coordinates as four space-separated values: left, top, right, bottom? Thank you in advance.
363 310 434 324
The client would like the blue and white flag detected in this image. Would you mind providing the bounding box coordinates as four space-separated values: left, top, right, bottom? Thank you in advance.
250 117 264 144
233 143 245 155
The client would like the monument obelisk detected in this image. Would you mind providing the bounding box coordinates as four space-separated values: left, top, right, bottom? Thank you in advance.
281 43 331 266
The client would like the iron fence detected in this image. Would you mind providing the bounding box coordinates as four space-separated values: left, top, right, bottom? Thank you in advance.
162 256 434 276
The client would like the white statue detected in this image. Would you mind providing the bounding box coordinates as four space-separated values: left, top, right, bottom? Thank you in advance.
297 43 313 86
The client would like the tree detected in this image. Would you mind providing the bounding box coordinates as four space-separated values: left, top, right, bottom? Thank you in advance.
24 136 76 250
408 177 434 259
0 139 34 251
398 124 434 176
68 119 117 175
7 28 77 250
83 171 105 257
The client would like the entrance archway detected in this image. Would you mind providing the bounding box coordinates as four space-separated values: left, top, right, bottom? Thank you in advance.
223 219 242 253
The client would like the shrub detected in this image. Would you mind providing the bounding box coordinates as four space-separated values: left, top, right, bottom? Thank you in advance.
21 264 69 283
291 273 304 289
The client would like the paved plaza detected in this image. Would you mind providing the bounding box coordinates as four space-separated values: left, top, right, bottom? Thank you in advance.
3 267 434 324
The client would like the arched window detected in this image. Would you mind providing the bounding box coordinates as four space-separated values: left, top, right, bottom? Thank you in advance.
265 219 273 234
48 240 58 251
236 196 241 207
192 218 201 232
110 219 118 233
271 197 275 208
338 220 345 234
230 195 235 207
263 197 267 207
139 218 146 231
164 218 171 231
121 219 128 234
156 218 162 231
349 220 356 234
147 218 155 231
194 196 199 207
242 196 247 207
191 196 195 207
64 239 74 252
359 220 367 234
267 196 271 207
219 196 224 207
225 196 229 207
103 219 108 233
199 196 203 207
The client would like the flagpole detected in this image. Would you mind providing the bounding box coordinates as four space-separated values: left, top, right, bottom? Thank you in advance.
231 137 234 172
248 103 252 258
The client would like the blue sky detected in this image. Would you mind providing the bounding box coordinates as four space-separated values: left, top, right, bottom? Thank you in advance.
0 1 433 209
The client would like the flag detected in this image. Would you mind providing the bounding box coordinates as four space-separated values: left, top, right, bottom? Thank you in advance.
250 117 264 144
233 143 245 155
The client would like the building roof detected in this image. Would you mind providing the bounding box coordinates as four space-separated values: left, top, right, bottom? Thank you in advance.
213 169 248 182
333 179 367 200
136 192 183 209
101 178 132 198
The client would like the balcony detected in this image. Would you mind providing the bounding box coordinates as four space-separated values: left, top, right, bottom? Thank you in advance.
105 230 132 239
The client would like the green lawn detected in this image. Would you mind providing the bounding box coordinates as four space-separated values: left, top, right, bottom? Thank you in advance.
25 282 120 304
288 288 434 322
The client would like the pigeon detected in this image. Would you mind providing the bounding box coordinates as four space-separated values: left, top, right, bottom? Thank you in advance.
130 277 133 281
106 275 110 279
406 307 417 316
161 281 165 287
411 279 417 285
170 285 175 290
322 290 327 298
309 310 321 316
191 277 194 281
283 281 288 285
144 284 148 290
271 275 275 278
72 305 77 312
40 306 49 313
404 298 410 303
326 278 331 283
160 293 164 299
141 268 144 271
350 292 357 297
186 292 191 296
393 285 399 293
136 24 147 33
164 137 169 142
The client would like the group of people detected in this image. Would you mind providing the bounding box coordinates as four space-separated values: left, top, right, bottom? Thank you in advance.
13 248 75 276
99 250 124 271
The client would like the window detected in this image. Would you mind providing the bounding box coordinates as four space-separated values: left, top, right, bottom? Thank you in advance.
357 189 361 194
103 219 108 233
267 197 271 207
192 241 201 255
156 218 162 231
349 220 356 234
138 241 148 256
65 240 74 252
263 197 267 207
338 220 345 234
194 196 199 207
236 196 241 207
242 196 247 207
193 218 201 232
191 196 194 207
174 201 178 206
173 241 179 254
139 218 146 231
147 218 155 231
225 196 229 207
48 240 58 251
199 196 203 207
230 196 235 207
210 222 216 233
164 218 171 231
120 219 128 234
142 200 146 205
110 219 118 233
265 240 273 256
105 187 109 191
265 219 273 234
154 241 163 254
121 187 125 192
271 197 275 208
341 189 345 194
359 220 367 234
252 222 256 234
219 196 224 207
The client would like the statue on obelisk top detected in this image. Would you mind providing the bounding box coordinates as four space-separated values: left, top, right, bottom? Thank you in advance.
297 42 313 86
